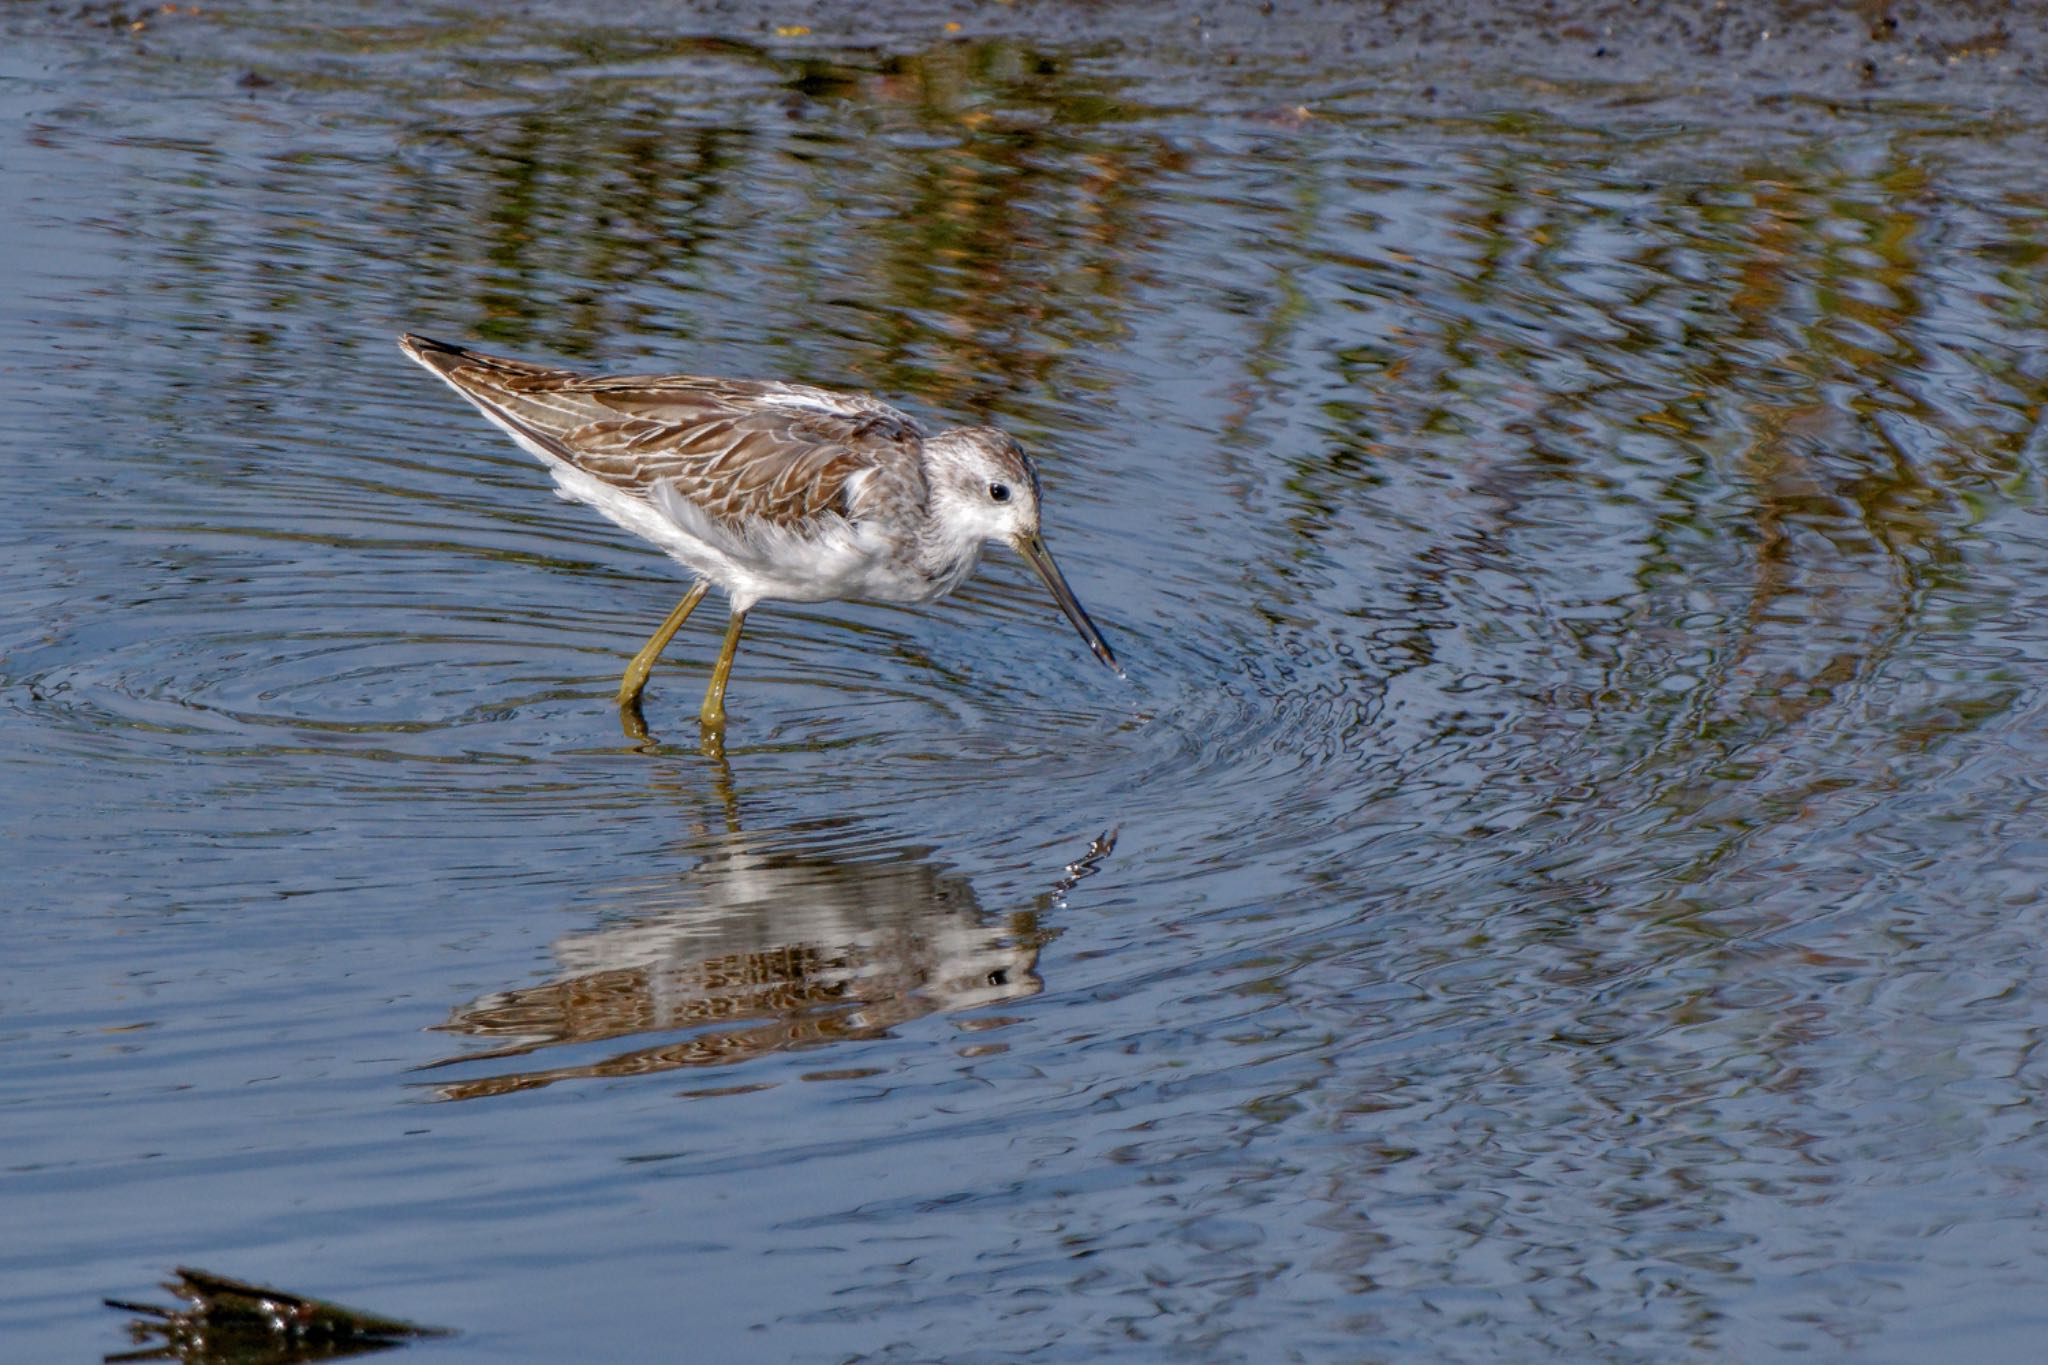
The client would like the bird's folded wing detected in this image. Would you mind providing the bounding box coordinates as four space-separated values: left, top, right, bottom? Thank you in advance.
416 345 927 533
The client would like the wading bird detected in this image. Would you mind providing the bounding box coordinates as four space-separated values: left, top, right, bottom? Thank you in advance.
399 334 1119 733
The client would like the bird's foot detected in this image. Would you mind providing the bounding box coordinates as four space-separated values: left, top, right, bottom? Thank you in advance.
619 697 656 747
697 726 728 764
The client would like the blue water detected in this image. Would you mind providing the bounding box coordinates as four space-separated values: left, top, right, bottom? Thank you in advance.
5 5 2048 1360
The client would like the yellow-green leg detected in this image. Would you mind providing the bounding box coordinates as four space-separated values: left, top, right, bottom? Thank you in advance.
699 610 748 729
616 580 709 710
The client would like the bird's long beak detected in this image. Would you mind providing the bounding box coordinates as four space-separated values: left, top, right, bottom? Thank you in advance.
1013 531 1121 676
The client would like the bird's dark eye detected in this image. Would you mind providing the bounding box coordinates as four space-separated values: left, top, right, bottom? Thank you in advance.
988 483 1012 504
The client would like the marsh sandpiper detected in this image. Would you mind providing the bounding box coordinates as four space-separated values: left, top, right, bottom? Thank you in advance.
398 334 1119 732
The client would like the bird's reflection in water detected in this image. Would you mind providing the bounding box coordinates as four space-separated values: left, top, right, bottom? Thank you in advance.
418 748 1113 1101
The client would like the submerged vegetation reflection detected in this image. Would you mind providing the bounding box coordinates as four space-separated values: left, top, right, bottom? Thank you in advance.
391 35 1170 417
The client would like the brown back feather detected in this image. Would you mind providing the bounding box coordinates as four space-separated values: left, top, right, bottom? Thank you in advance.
407 338 928 531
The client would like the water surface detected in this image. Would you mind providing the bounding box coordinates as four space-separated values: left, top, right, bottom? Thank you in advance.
5 3 2048 1360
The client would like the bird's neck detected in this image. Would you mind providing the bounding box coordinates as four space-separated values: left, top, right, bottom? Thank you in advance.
912 522 986 600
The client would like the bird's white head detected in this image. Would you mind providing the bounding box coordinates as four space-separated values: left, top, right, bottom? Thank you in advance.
923 427 1044 547
922 427 1121 675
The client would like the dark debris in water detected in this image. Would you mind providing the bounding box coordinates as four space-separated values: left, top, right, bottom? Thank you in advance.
104 1268 451 1364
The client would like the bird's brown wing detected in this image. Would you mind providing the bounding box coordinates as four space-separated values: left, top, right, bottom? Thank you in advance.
399 334 927 531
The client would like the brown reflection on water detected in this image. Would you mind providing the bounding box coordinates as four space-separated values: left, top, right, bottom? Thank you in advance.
388 34 1172 416
1279 130 2043 771
419 761 1106 1101
1237 137 2048 1334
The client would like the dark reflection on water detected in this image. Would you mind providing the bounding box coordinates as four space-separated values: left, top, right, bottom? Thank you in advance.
6 2 2048 1361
